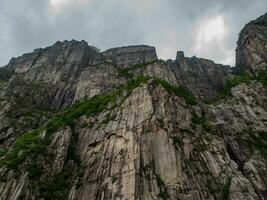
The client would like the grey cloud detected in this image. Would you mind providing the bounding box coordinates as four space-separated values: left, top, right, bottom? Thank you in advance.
0 0 266 66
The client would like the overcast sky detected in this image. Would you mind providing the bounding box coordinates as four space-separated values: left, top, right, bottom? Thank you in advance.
0 0 266 67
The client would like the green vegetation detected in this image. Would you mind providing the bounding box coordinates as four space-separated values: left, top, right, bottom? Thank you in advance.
179 128 192 134
222 177 232 200
132 60 158 69
0 149 7 158
246 128 267 155
38 170 71 200
46 94 118 134
0 67 15 81
26 160 43 178
155 174 169 200
191 114 211 132
207 72 267 104
4 130 46 169
220 73 252 98
207 73 253 104
112 176 118 184
117 60 158 78
2 75 195 173
153 79 197 105
46 75 150 134
1 75 150 177
0 80 7 86
256 71 267 86
116 60 198 106
37 133 81 200
202 121 212 132
125 76 151 91
2 75 151 171
103 113 116 124
191 114 203 125
118 68 132 78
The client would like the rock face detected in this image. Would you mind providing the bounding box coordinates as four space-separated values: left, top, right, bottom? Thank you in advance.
168 52 233 100
236 13 267 75
103 45 158 68
0 14 266 200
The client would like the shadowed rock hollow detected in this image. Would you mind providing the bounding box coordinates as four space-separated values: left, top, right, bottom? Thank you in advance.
0 13 266 200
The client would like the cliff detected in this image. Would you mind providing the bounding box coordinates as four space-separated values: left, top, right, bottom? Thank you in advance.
0 14 266 200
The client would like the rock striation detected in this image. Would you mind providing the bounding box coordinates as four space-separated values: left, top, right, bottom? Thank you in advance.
236 13 267 75
0 13 266 200
168 52 233 100
103 45 158 68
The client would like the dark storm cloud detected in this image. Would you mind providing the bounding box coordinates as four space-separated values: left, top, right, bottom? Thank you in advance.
0 0 266 66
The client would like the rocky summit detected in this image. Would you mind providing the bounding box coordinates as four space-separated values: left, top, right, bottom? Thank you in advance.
0 14 266 200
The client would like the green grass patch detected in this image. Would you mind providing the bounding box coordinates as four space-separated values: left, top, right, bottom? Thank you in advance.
46 94 118 133
153 79 197 105
206 72 267 104
4 130 46 169
46 76 150 133
125 76 151 91
208 73 253 104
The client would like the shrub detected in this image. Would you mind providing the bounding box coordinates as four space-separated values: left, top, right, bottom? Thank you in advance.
3 75 151 170
222 177 232 200
38 172 70 200
0 149 7 158
207 73 253 104
112 176 117 183
4 130 46 169
220 73 253 97
116 60 158 78
46 76 151 134
117 68 132 78
191 114 211 132
26 161 43 178
0 67 15 81
191 114 202 125
132 60 158 69
125 76 151 91
247 128 267 155
46 94 118 133
257 71 267 86
154 79 197 105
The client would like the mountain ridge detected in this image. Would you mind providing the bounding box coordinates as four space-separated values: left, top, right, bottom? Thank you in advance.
0 13 266 200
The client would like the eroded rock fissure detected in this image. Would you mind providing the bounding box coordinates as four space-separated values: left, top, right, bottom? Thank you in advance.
0 13 267 200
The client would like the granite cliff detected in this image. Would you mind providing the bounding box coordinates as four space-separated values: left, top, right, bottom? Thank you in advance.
0 14 266 200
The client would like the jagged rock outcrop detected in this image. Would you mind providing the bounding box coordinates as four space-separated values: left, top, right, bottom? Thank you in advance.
168 52 233 100
103 45 158 68
0 14 266 200
236 13 267 75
